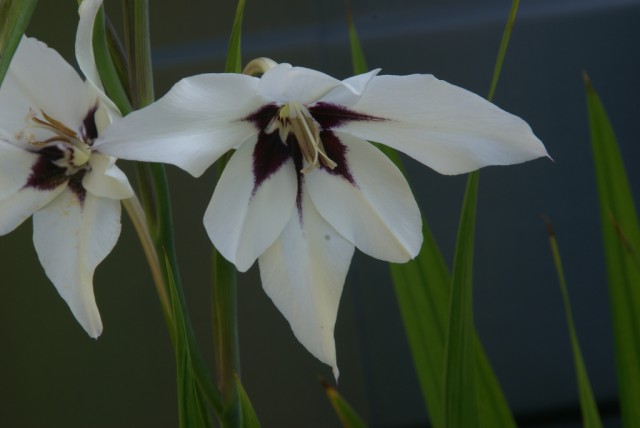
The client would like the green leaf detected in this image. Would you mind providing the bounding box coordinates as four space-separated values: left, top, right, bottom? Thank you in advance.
585 73 640 426
443 172 479 428
545 221 603 428
92 4 132 114
321 380 367 428
225 0 245 74
345 2 516 427
235 374 261 428
165 254 213 428
0 0 37 86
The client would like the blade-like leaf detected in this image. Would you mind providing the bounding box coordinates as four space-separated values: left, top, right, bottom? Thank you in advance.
0 0 37 86
235 374 261 428
321 380 368 428
225 0 245 74
585 73 640 426
345 2 516 427
545 221 603 428
92 4 132 114
443 172 479 428
166 254 213 428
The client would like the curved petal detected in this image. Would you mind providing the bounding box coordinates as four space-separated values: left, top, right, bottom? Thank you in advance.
32 190 122 338
340 74 548 175
0 184 66 235
0 37 90 135
259 64 342 105
204 137 297 272
76 0 121 120
307 132 422 262
0 140 38 199
318 69 380 107
76 0 103 91
83 152 134 200
97 73 262 177
258 192 355 379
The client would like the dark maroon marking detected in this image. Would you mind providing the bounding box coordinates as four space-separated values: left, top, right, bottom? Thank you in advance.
25 153 68 191
319 130 355 185
288 137 305 221
243 102 376 220
310 102 385 129
25 147 87 205
68 170 87 204
82 105 99 143
251 131 291 195
243 103 280 130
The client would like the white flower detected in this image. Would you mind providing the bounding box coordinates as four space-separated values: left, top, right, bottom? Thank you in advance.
0 0 133 338
97 61 547 376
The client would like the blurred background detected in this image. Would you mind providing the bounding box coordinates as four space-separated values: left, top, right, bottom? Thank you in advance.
1 0 639 426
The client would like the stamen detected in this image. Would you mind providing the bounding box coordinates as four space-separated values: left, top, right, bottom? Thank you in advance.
21 110 92 173
265 102 337 173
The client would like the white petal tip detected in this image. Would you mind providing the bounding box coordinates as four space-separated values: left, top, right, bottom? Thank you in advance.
332 366 340 383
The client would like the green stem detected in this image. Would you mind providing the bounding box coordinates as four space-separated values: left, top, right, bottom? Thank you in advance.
211 152 241 427
120 0 224 417
122 0 153 109
212 248 240 425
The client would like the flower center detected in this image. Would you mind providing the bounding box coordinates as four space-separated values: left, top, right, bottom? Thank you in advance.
21 110 92 175
264 102 337 173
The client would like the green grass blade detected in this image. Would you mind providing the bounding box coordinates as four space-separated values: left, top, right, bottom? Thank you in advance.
165 254 213 428
321 380 368 428
225 0 245 74
545 221 603 428
345 3 517 427
235 374 261 428
443 172 479 428
585 73 640 426
92 5 132 114
0 0 37 86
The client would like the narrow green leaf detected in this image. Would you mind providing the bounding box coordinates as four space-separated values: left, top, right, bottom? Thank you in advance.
165 254 213 428
344 2 368 76
212 249 241 427
443 172 479 428
235 374 262 428
585 73 640 426
92 4 132 114
345 2 516 427
545 220 603 428
225 0 245 74
0 0 37 86
321 380 367 428
123 0 153 109
209 1 250 427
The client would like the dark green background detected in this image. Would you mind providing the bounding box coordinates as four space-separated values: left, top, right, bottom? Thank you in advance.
1 0 639 426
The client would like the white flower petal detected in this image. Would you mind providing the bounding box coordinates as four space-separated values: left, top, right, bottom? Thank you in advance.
307 132 422 262
340 74 548 175
83 152 134 200
33 190 122 338
259 64 346 105
0 37 90 135
258 192 355 379
76 0 104 92
0 185 66 235
97 74 262 177
204 137 297 272
319 69 380 106
76 0 121 120
0 140 38 199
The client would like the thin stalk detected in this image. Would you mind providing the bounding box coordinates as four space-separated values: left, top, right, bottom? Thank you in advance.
121 0 223 416
209 0 248 422
212 244 240 426
122 196 171 325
